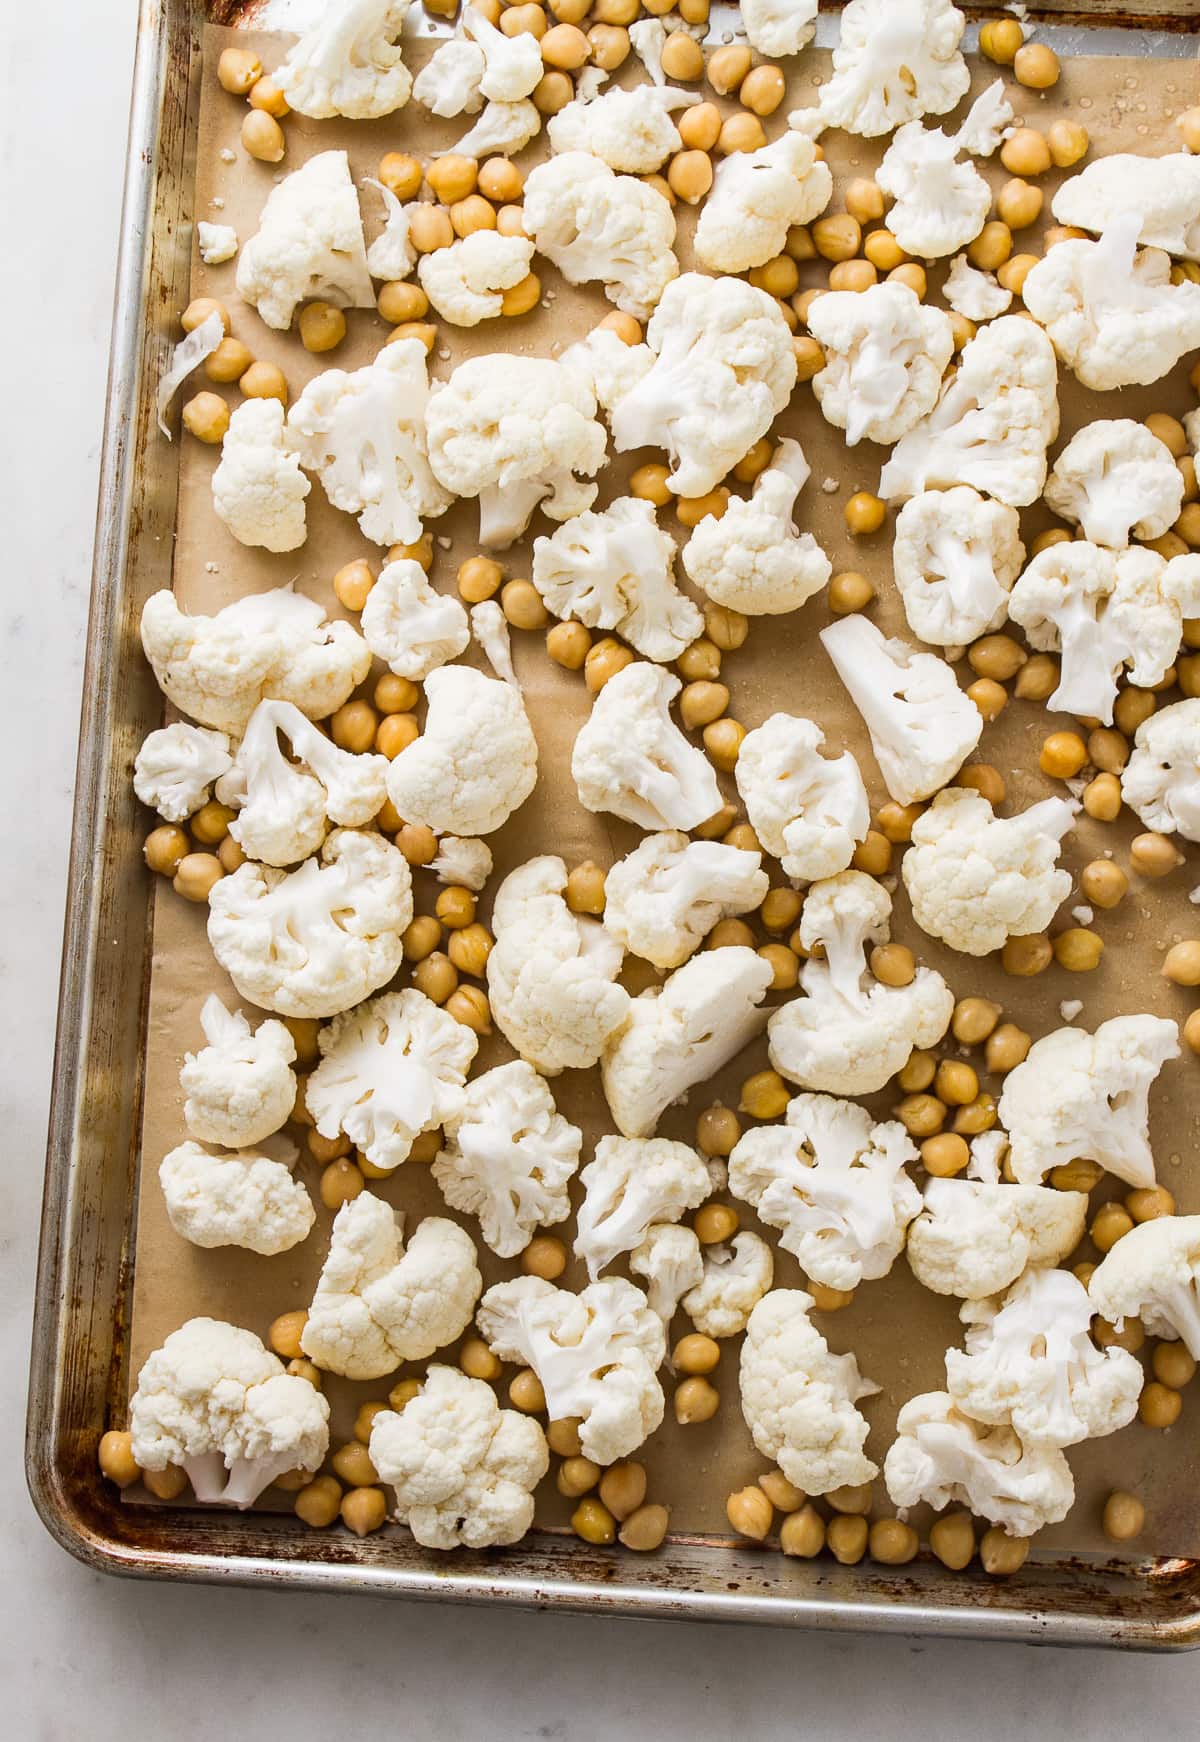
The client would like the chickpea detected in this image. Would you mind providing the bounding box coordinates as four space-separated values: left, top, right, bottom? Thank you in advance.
1054 928 1105 973
522 1235 567 1281
898 1051 936 1093
701 717 743 773
587 22 631 69
143 824 189 877
1039 731 1089 780
629 462 673 508
677 641 722 687
827 1514 869 1565
331 1441 378 1489
896 1093 946 1139
955 1094 998 1139
584 636 634 692
980 1529 1029 1577
387 1378 421 1412
495 204 529 239
294 301 346 357
869 1518 919 1566
998 253 1038 298
294 1475 342 1529
181 390 230 444
809 1282 855 1313
718 111 767 156
1187 1009 1200 1055
446 985 491 1034
241 109 285 163
1048 120 1090 169
1177 507 1200 552
876 801 923 843
791 287 824 327
979 17 1024 63
98 1429 141 1489
677 0 709 21
217 46 263 95
459 1336 502 1382
680 681 730 731
320 1157 364 1210
668 149 713 206
679 102 722 152
677 487 730 529
947 310 976 354
1080 858 1128 911
780 1505 826 1558
413 951 458 1005
1014 652 1060 701
657 30 701 82
269 1310 308 1361
544 619 590 671
674 1376 720 1424
508 1368 546 1415
140 1464 188 1501
247 74 289 116
1127 1185 1176 1224
1015 42 1061 89
968 679 1008 723
864 229 906 273
813 214 862 263
571 1497 616 1544
1096 1315 1145 1354
949 998 1001 1050
749 255 800 299
1114 687 1156 736
968 222 1013 272
401 913 443 966
930 1511 976 1571
447 923 493 980
501 0 547 34
753 887 799 936
547 1419 583 1459
1051 1158 1103 1194
707 43 753 95
283 1017 320 1071
696 1105 740 1161
529 68 571 114
986 1022 1032 1075
1163 940 1200 986
203 336 254 386
565 860 606 916
707 917 757 951
694 1203 739 1245
956 763 1006 807
1140 1381 1183 1429
934 1060 978 1107
351 1401 388 1448
1087 727 1129 776
703 603 749 652
397 826 440 875
922 1133 970 1178
739 64 785 118
1153 1342 1196 1388
1091 1201 1134 1254
851 832 891 877
997 178 1044 232
888 261 927 298
726 1485 773 1541
1179 107 1200 153
180 296 229 338
409 202 457 255
598 1462 647 1522
1143 412 1188 459
829 260 878 296
620 1504 670 1552
739 1069 789 1120
173 852 224 903
1001 933 1052 978
674 1333 720 1376
1099 1490 1146 1545
239 359 287 404
497 577 546 632
1131 832 1184 879
340 1487 387 1537
870 943 915 989
843 494 886 539
540 20 589 67
330 558 373 615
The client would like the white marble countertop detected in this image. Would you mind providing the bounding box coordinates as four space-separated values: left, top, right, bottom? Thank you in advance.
5 3 1200 1731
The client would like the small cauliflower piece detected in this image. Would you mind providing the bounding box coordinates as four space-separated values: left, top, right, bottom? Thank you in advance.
575 1134 713 1280
1052 152 1200 262
417 231 536 327
308 988 477 1172
386 664 537 836
892 486 1024 648
629 1224 705 1340
695 133 832 275
156 311 226 438
523 153 679 321
682 1232 775 1339
741 0 818 57
446 99 542 161
428 834 493 891
369 1365 548 1550
808 282 954 447
735 714 870 883
1044 419 1185 550
884 1391 1073 1538
207 828 412 1019
159 1139 314 1257
360 558 470 681
907 1179 1089 1301
681 438 831 617
602 832 768 971
463 4 543 101
180 993 296 1149
412 39 485 119
998 1014 1180 1190
433 1060 583 1258
571 661 722 833
820 614 982 805
901 787 1078 957
1121 698 1200 840
1088 1214 1200 1358
302 1195 483 1379
363 179 416 282
212 399 310 553
729 1092 920 1292
952 80 1015 159
235 150 374 331
876 121 991 260
133 722 232 823
942 254 1012 322
548 83 699 175
561 323 655 416
794 0 969 139
275 0 413 120
471 600 518 688
197 222 238 266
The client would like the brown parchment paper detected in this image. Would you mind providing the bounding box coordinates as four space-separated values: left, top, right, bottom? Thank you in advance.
127 23 1200 1559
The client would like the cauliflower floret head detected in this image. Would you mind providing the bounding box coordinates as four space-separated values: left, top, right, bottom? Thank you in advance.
681 438 832 617
133 722 233 823
212 399 310 553
1121 698 1200 840
417 231 537 327
571 661 722 833
876 121 991 260
695 133 832 275
892 486 1024 649
574 1134 713 1280
1044 419 1185 549
385 664 538 836
275 0 413 120
942 254 1012 322
741 0 819 58
734 712 870 883
906 1178 1089 1301
359 558 470 681
444 98 542 162
1051 151 1200 262
412 38 485 120
602 832 768 972
235 150 374 331
428 834 493 892
681 1232 775 1339
629 1223 705 1340
1088 1214 1200 1358
798 0 969 139
159 1139 314 1257
523 153 679 320
809 281 955 448
462 5 543 101
180 993 297 1149
547 83 700 174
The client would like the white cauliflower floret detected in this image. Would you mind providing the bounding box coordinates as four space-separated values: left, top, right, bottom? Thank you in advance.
417 231 536 326
428 835 493 891
487 855 629 1075
561 323 654 415
695 133 832 275
739 1290 879 1496
820 614 982 805
159 1139 314 1257
1121 698 1200 840
767 870 955 1096
156 311 226 437
476 1275 666 1464
531 496 701 663
207 828 412 1019
462 4 542 101
413 39 484 118
952 80 1016 158
180 994 296 1149
892 486 1024 648
446 99 542 161
369 1365 548 1550
302 1195 483 1379
574 1134 713 1280
522 153 679 320
130 1319 329 1505
907 1179 1089 1301
386 665 537 836
629 1224 705 1341
998 1014 1180 1190
197 222 238 266
946 1268 1143 1450
1052 152 1200 261
133 722 232 822
359 558 470 681
793 0 969 139
433 1060 583 1258
741 0 818 57
275 0 413 119
884 1391 1073 1538
808 282 954 447
572 661 722 833
470 600 517 688
682 1232 775 1339
942 254 1012 322
901 787 1078 957
140 584 370 735
308 989 477 1173
735 713 869 883
235 150 373 331
730 1092 920 1292
547 83 699 174
876 121 991 260
602 832 768 971
601 949 774 1140
681 438 831 617
1088 1215 1200 1357
363 179 415 281
212 399 310 553
1044 419 1185 549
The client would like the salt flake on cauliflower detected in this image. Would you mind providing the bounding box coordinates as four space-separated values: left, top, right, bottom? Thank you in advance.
735 713 870 884
159 1139 314 1257
235 150 374 331
133 722 232 823
180 994 296 1149
884 1391 1073 1538
808 281 955 447
602 832 768 972
893 486 1024 648
695 133 832 275
360 558 470 681
681 438 831 617
385 664 537 836
275 0 413 119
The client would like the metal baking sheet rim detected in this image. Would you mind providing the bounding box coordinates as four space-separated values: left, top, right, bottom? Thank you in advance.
24 0 1200 1647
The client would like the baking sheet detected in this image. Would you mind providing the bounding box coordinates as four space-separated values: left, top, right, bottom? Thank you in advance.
126 22 1200 1563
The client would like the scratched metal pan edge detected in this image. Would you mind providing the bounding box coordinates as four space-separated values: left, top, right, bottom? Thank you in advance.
23 0 1200 1646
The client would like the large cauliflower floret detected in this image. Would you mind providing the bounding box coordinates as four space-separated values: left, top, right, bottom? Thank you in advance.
385 665 537 836
767 870 955 1096
275 0 413 119
417 231 537 327
729 1093 920 1292
159 1139 315 1257
130 1318 329 1506
998 1014 1180 1191
695 133 832 275
547 82 700 174
793 0 969 139
572 661 722 832
433 1060 583 1258
879 316 1060 509
235 150 373 331
681 438 831 617
602 832 768 972
425 353 607 549
133 722 233 823
368 1365 548 1551
574 1134 713 1280
140 584 370 736
207 828 412 1019
531 496 702 664
820 614 982 805
307 989 478 1173
179 993 296 1149
1121 698 1200 840
462 4 543 102
476 1275 666 1465
601 949 775 1140
883 1391 1074 1538
876 121 991 260
681 1231 775 1339
906 1179 1089 1301
359 559 470 682
523 153 679 320
735 713 870 883
739 1290 879 1496
892 486 1024 649
946 1268 1143 1450
302 1195 483 1379
808 282 954 448
1088 1215 1200 1358
741 0 818 57
1052 152 1200 263
212 399 310 553
629 1224 705 1341
1044 419 1185 549
901 787 1078 958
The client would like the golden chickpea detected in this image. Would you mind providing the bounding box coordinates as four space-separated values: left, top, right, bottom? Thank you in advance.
371 677 418 723
935 1060 978 1106
863 228 906 272
718 111 767 156
1050 1157 1103 1193
998 253 1038 298
791 287 825 326
1140 1381 1183 1429
1131 832 1184 879
1143 412 1188 459
383 319 437 354
827 1514 869 1565
705 42 751 93
947 311 976 353
829 259 878 295
755 887 799 936
1100 1491 1146 1544
1012 652 1058 702
896 1093 947 1139
181 390 230 444
707 918 757 952
702 717 744 772
838 180 884 229
1080 858 1128 911
328 699 376 755
140 1464 188 1501
813 214 862 263
565 860 606 916
501 1 548 36
446 985 491 1034
1048 120 1090 169
1163 940 1200 985
269 1310 308 1361
657 30 701 82
898 1051 936 1093
749 254 800 299
668 149 714 206
546 1419 583 1459
888 261 927 298
180 295 230 337
726 1485 773 1541
674 1333 720 1376
675 638 721 686
810 1283 856 1313
922 1133 970 1178
955 763 1006 807
295 300 345 355
979 17 1024 63
598 1462 647 1522
679 681 730 731
454 557 502 608
239 359 287 404
869 942 915 989
968 678 1008 722
1180 458 1198 504
740 63 786 117
723 823 760 853
844 493 886 537
1177 507 1200 553
319 1157 364 1210
997 178 1044 231
330 558 373 614
1096 1315 1145 1354
217 46 262 95
352 1401 388 1447
584 636 635 692
1054 928 1105 973
929 1511 976 1570
876 801 923 843
499 578 548 632
954 1094 998 1138
1088 727 1129 775
704 604 749 652
1001 933 1052 978
740 1069 790 1120
522 1235 567 1281
1091 1201 1134 1254
508 1368 546 1415
571 1496 616 1544
241 109 285 163
1114 686 1156 736
1032 527 1073 556
173 852 224 903
986 1022 1032 1075
434 886 476 932
980 1529 1029 1577
678 0 709 21
674 1375 720 1425
1015 42 1061 89
1153 1342 1196 1388
628 462 673 508
331 1440 378 1488
540 20 589 67
948 998 1000 1049
544 619 590 671
248 74 289 116
869 1518 919 1566
408 205 456 255
372 155 419 204
341 1486 387 1537
1186 1009 1200 1055
1177 105 1200 153
1039 731 1088 780
678 101 722 152
459 1336 502 1382
204 337 254 386
694 1203 739 1245
189 800 236 848
779 1505 825 1558
386 1378 421 1412
620 1504 670 1552
447 923 493 979
1127 1185 1176 1224
402 911 443 963
530 69 572 114
413 951 458 1005
494 204 528 239
587 21 631 68
968 221 1013 272
143 824 190 876
294 1475 342 1529
677 487 730 529
98 1429 140 1488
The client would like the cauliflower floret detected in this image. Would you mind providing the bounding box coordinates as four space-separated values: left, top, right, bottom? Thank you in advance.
876 121 991 260
235 150 373 331
531 496 702 663
735 713 870 883
892 486 1024 648
362 178 415 281
522 153 679 320
1121 698 1200 840
681 438 831 617
681 1232 775 1339
695 133 832 275
140 584 370 735
369 1365 548 1550
952 79 1016 158
417 231 536 327
571 661 722 832
547 83 700 174
820 614 982 805
767 870 955 1096
412 39 485 118
741 0 818 57
997 1014 1180 1190
133 722 232 822
792 0 969 139
942 254 1012 322
156 311 226 437
159 1139 314 1257
729 1092 920 1292
574 1134 713 1280
476 1275 666 1464
445 99 542 161
359 558 470 681
808 281 955 447
462 4 542 101
739 1290 879 1496
180 994 296 1149
385 665 538 836
629 1223 705 1341
212 399 310 553
1044 419 1185 549
486 855 630 1075
428 835 493 891
602 832 768 971
901 787 1078 957
275 0 413 119
884 1391 1073 1538
1052 152 1200 262
308 988 477 1172
907 1179 1089 1301
561 322 655 416
207 828 413 1019
470 600 517 688
433 1060 583 1258
197 222 238 266
1088 1214 1200 1357
302 1195 483 1379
